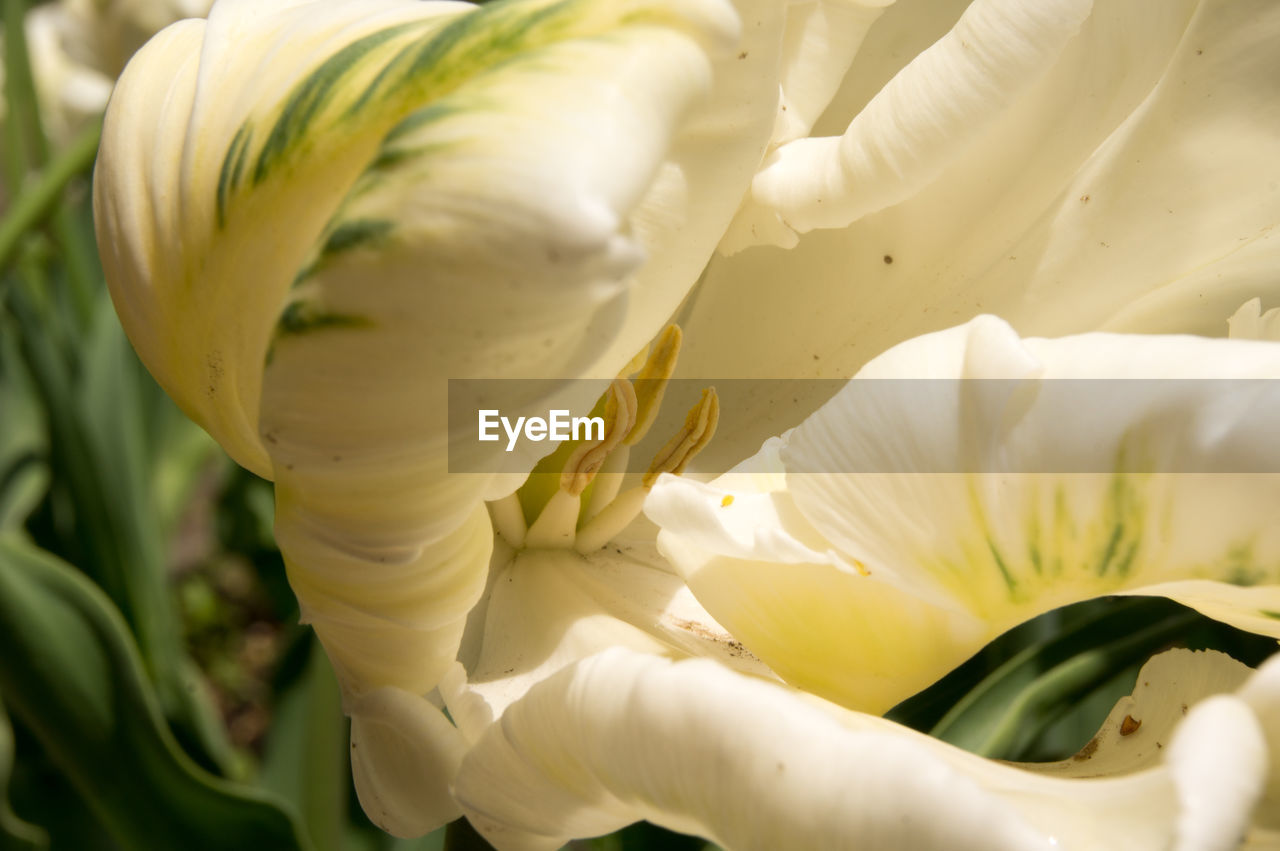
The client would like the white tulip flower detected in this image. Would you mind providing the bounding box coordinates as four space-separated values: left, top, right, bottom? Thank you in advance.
1 0 213 148
95 0 792 834
92 0 1280 846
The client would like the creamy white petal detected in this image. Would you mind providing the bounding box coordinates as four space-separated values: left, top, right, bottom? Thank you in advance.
1238 654 1280 831
652 317 1280 710
771 0 895 147
348 687 467 838
23 5 116 144
441 548 672 743
1026 649 1253 780
649 460 989 713
258 2 743 706
96 2 762 835
455 650 1051 851
96 0 465 475
454 647 1276 850
782 318 1280 625
442 538 773 742
750 0 1093 235
1166 696 1267 851
1230 298 1280 343
97 0 751 702
680 0 1280 393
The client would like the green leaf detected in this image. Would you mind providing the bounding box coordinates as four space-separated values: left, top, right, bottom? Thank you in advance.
2 0 49 189
7 285 238 773
0 695 48 850
0 535 313 850
0 325 48 532
926 597 1199 759
259 634 348 851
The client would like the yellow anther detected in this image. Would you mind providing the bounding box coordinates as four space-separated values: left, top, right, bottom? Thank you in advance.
560 379 637 496
852 560 871 577
720 494 734 508
643 387 719 487
625 324 682 447
619 341 651 379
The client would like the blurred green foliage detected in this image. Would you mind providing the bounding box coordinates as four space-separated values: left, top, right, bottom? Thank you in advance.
0 1 1274 850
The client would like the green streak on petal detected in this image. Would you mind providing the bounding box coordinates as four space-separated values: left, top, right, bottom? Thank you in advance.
320 219 394 258
382 101 464 147
1051 486 1071 577
1220 544 1264 586
1261 610 1280 620
1095 474 1144 579
365 141 454 175
253 25 416 186
1026 491 1044 577
216 124 253 228
275 302 373 339
397 0 583 99
986 536 1018 595
343 0 582 121
935 473 1150 615
1094 524 1124 577
292 218 396 287
217 123 247 227
221 0 689 233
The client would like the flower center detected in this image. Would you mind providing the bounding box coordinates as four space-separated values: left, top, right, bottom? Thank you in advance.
487 325 718 552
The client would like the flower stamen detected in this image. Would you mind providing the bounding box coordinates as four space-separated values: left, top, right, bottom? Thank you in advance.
642 387 719 487
560 379 637 497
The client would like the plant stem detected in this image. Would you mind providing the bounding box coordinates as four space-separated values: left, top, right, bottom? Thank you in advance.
0 121 102 277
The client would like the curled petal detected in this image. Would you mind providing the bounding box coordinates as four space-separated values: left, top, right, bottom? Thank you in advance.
454 647 1275 850
651 317 1280 710
442 542 772 741
750 0 1093 235
348 687 467 838
95 0 781 833
681 0 1280 393
1229 298 1280 342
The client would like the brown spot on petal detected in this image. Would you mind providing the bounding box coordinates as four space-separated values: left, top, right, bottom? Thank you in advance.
1120 715 1142 736
1073 737 1100 761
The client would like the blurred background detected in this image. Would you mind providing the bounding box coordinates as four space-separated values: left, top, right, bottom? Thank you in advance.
0 1 1275 850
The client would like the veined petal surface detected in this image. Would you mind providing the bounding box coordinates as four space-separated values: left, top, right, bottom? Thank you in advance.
650 317 1280 712
94 0 785 834
454 647 1278 851
684 0 1280 393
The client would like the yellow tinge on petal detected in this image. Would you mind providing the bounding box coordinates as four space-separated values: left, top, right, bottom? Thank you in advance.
650 317 1280 715
95 0 784 836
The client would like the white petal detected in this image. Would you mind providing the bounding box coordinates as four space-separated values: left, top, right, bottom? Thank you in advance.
782 318 1280 630
1237 654 1280 831
275 500 493 697
750 0 1093 234
96 0 465 475
1230 298 1280 342
454 650 1051 851
258 1 747 705
455 647 1275 850
653 318 1280 709
679 0 1280 391
1166 695 1267 851
1027 649 1253 780
442 533 774 739
770 0 896 147
441 549 672 742
648 457 990 713
348 687 467 837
